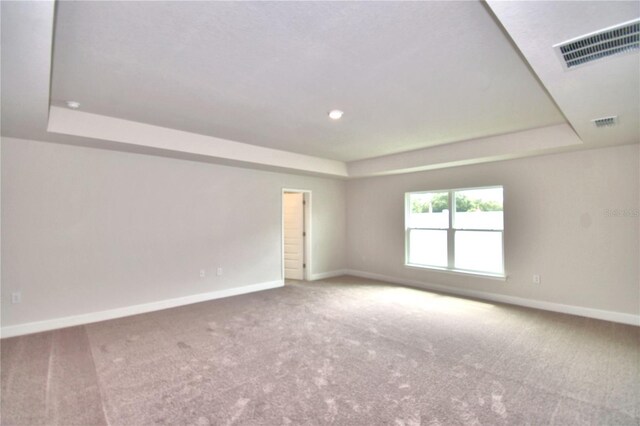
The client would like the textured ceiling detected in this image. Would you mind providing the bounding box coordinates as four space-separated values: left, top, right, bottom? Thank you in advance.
51 1 565 162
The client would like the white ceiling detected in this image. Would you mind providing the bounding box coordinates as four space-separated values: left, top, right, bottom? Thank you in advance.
50 0 564 162
487 1 639 149
2 1 638 178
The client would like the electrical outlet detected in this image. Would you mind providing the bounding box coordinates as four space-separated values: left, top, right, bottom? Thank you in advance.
200 269 206 278
532 274 541 284
11 292 21 304
216 267 223 276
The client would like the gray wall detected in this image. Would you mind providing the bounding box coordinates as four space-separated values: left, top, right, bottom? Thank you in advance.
3 137 639 329
1 137 347 326
347 144 640 315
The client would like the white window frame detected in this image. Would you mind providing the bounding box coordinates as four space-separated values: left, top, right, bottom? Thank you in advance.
404 185 505 279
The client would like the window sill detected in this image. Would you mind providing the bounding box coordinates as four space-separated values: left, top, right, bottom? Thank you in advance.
405 263 507 281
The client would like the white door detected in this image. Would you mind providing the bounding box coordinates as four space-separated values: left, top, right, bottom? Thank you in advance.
283 193 304 280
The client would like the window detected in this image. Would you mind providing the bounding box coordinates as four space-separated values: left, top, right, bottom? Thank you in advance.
405 186 504 277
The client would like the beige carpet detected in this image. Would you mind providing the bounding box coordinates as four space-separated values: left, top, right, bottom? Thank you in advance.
2 276 639 425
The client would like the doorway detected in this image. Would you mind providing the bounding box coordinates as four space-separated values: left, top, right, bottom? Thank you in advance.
282 189 311 281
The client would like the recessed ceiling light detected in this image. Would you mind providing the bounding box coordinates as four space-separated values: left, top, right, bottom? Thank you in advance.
328 109 344 120
65 100 81 109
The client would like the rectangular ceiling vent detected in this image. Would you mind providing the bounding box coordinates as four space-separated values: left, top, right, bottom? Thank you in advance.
554 18 639 69
591 116 618 128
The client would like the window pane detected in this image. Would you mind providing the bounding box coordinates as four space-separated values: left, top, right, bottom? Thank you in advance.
454 187 503 230
407 192 449 229
408 229 447 267
454 231 503 273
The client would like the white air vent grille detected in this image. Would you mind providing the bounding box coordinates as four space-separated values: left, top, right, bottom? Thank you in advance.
555 19 639 69
591 116 618 128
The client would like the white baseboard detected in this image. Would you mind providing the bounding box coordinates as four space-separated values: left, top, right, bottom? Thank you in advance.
310 269 348 281
346 270 640 326
4 271 636 338
1 280 284 339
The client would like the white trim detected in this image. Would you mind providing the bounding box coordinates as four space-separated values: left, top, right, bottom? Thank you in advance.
0 280 284 339
346 123 583 178
346 270 640 326
48 107 348 178
309 269 348 281
282 188 312 281
404 186 505 278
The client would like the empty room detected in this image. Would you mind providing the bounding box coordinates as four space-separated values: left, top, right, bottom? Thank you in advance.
1 1 639 425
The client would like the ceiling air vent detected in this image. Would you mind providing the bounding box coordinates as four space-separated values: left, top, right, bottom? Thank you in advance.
554 18 639 69
591 116 618 128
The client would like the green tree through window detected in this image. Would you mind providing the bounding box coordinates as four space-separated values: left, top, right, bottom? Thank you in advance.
412 194 501 213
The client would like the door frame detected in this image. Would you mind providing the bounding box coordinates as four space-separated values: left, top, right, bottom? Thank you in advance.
282 188 312 281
